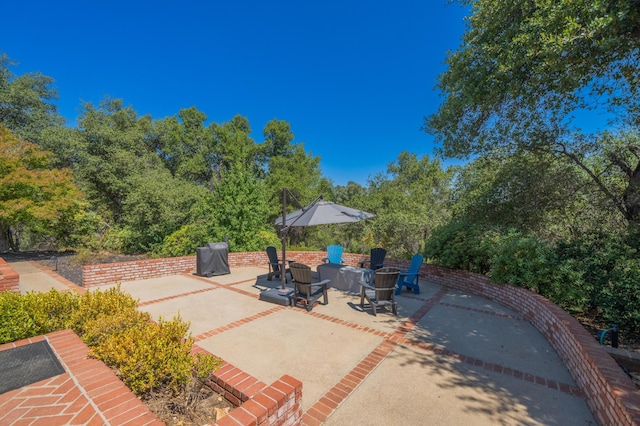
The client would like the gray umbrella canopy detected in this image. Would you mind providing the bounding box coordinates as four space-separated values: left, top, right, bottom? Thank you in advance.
274 201 375 227
274 197 375 290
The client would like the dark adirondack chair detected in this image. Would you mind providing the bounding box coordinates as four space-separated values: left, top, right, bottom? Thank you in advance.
266 246 289 281
395 254 424 295
289 262 330 311
360 267 400 316
358 248 387 270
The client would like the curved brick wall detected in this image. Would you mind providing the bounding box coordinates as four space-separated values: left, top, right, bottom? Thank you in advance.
425 264 640 426
79 251 640 425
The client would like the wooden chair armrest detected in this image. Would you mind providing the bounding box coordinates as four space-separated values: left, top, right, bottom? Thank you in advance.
312 279 331 287
360 282 375 290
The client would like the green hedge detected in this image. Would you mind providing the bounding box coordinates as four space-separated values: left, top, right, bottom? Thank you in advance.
425 222 640 338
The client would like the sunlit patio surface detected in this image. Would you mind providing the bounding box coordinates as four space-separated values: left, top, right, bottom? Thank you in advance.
91 266 595 425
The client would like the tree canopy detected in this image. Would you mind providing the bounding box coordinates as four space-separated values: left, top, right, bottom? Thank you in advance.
426 0 640 233
0 125 83 251
0 53 64 145
0 51 455 259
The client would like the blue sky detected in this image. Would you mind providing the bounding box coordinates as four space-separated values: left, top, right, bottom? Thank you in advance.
2 1 469 186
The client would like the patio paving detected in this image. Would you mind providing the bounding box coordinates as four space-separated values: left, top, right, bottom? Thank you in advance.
13 261 70 294
6 262 597 425
103 267 595 425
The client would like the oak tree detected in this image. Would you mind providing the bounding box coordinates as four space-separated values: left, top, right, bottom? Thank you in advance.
426 0 640 232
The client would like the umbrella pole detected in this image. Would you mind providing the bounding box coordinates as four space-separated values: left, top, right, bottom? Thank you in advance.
280 188 288 291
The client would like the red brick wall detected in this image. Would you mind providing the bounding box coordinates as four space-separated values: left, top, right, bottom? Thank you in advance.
82 256 195 287
210 372 302 426
425 264 640 426
81 251 408 287
0 258 19 292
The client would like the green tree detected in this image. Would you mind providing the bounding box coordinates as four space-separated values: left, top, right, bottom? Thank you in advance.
425 0 640 233
260 119 295 165
0 53 65 145
37 125 85 170
119 171 207 253
73 98 210 253
74 98 156 223
149 107 216 185
451 150 625 241
205 164 275 252
265 144 323 215
0 125 83 251
211 115 259 175
364 152 454 257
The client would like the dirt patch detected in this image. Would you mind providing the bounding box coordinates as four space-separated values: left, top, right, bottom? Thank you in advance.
144 385 232 425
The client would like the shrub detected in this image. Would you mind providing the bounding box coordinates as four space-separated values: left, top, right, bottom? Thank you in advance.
424 221 496 274
156 223 210 257
600 257 640 336
426 223 640 337
554 234 640 336
100 226 138 254
0 290 77 343
0 291 36 343
0 285 223 398
70 286 140 338
90 315 195 395
487 230 590 313
488 230 552 292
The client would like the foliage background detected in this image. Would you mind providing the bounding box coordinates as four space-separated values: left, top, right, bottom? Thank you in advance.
4 4 640 344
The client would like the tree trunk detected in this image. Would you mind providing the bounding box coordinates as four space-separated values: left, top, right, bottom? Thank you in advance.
623 165 640 247
624 174 640 225
0 224 11 252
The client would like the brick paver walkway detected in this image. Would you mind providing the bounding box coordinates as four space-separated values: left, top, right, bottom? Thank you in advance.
0 330 162 426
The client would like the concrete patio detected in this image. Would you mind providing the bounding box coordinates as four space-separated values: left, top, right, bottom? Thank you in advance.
84 265 596 425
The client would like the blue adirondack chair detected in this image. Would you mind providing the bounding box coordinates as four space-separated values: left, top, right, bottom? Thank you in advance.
322 244 346 264
395 254 424 295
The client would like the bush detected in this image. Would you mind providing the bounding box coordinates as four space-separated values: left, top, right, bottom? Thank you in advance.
601 257 640 335
155 224 210 257
426 223 640 337
487 230 590 313
90 315 195 395
70 286 140 339
554 235 640 335
489 230 552 292
0 291 37 343
0 286 223 397
424 221 496 274
0 290 77 343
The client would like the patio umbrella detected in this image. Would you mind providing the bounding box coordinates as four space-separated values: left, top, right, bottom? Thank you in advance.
274 190 375 290
274 201 375 227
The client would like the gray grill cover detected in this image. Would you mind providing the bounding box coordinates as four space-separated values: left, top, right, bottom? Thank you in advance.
196 242 230 276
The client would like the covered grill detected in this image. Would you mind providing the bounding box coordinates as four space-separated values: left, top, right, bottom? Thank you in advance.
196 241 230 277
